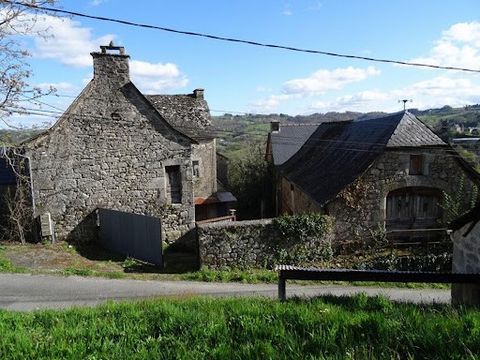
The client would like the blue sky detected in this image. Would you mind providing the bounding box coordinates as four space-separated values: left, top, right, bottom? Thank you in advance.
11 0 480 126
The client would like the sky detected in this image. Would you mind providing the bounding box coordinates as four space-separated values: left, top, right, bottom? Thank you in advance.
7 0 480 127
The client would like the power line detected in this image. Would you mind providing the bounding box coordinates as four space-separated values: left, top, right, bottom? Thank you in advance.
10 1 480 74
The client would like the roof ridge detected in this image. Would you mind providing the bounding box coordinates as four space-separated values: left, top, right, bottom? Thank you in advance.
386 111 446 147
279 120 354 127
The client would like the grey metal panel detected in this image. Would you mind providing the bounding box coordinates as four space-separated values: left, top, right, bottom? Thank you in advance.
98 208 162 266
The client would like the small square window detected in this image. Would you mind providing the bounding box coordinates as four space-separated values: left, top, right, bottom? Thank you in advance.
165 165 182 204
409 155 424 175
192 160 200 178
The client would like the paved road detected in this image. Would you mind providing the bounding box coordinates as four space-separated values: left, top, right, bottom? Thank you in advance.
0 273 451 311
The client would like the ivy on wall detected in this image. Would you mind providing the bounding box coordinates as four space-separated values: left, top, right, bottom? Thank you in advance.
272 213 333 265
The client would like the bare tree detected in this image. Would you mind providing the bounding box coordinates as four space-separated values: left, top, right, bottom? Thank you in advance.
0 1 57 242
0 0 57 130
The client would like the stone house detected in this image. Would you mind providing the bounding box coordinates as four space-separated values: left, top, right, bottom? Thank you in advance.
450 202 480 305
266 111 480 242
4 44 234 244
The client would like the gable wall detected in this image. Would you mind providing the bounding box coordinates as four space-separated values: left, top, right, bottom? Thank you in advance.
24 80 195 244
278 176 322 215
192 139 217 198
327 148 478 242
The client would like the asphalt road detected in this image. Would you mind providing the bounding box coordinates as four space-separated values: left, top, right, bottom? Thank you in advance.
0 273 451 311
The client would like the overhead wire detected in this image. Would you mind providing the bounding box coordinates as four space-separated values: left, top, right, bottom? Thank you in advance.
7 0 480 73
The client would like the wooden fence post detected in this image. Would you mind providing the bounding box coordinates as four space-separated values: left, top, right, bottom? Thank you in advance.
278 276 286 302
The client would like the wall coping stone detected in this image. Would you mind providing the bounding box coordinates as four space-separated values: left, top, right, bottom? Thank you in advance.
197 218 274 229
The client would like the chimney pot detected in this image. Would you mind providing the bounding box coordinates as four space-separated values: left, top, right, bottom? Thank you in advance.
271 121 280 132
91 44 130 85
193 88 204 99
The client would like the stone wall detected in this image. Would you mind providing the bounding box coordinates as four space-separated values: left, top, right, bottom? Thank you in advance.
278 149 478 244
198 219 277 268
197 218 333 269
22 50 195 243
216 152 229 188
327 149 479 242
192 139 217 198
452 221 480 305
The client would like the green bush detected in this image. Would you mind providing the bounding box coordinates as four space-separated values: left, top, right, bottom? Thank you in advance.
272 214 333 265
357 252 452 272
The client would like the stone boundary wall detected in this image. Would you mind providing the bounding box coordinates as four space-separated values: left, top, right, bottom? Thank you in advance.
197 219 332 269
452 221 480 306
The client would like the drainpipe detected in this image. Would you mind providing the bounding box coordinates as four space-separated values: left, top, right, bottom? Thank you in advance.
11 148 36 216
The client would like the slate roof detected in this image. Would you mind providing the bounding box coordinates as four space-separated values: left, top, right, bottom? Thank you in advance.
270 124 319 166
269 119 359 166
386 111 445 147
279 111 448 207
146 94 214 140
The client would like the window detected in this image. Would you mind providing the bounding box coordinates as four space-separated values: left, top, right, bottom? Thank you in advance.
165 165 182 204
192 160 200 178
409 154 424 175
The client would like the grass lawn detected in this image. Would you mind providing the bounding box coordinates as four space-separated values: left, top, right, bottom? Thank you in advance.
0 295 479 359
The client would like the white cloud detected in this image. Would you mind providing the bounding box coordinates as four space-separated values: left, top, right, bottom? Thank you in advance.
255 86 273 93
17 14 189 92
250 94 295 112
311 90 389 112
307 1 323 11
251 66 380 112
89 0 106 6
283 66 380 95
130 60 188 93
29 14 114 67
282 9 293 16
410 21 480 69
444 22 480 47
310 76 480 113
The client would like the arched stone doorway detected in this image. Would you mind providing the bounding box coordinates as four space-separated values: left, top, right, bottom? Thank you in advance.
386 187 442 231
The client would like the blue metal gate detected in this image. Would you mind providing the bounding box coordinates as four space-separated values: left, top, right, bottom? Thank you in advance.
98 208 162 266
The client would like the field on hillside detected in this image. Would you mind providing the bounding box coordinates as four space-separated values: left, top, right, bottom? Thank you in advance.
1 295 479 359
213 106 480 162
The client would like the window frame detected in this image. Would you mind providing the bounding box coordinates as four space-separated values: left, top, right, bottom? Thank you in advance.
165 165 182 204
409 154 424 175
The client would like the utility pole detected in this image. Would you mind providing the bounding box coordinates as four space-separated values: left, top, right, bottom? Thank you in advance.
398 99 412 111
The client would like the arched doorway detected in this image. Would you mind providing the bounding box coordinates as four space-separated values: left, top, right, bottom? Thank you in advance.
386 187 442 231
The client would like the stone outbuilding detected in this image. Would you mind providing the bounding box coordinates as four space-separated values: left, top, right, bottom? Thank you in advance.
266 111 480 243
3 44 234 244
450 203 480 305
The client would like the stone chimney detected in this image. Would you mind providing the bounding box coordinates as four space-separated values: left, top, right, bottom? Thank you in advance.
271 121 280 132
91 42 130 85
193 88 204 99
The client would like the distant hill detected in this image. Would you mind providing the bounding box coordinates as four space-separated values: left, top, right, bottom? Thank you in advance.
0 129 44 145
213 105 480 161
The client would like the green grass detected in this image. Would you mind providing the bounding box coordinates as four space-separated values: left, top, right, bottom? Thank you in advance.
181 267 277 283
0 246 25 273
62 267 125 279
0 295 479 359
181 267 450 289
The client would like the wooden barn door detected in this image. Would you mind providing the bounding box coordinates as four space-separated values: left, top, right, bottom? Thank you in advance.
386 187 442 230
